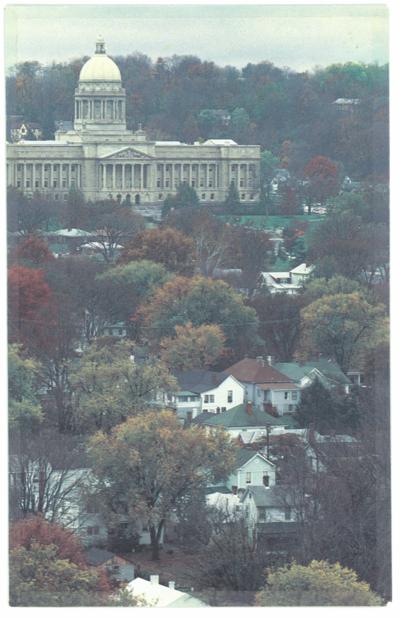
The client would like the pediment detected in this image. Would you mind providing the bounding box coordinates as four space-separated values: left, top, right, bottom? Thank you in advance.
101 147 153 161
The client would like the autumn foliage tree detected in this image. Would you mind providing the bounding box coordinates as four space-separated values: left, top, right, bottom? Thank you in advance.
8 265 53 348
138 275 260 359
12 234 55 266
160 322 226 370
256 561 383 606
304 155 340 209
119 226 195 275
10 517 87 566
88 411 236 560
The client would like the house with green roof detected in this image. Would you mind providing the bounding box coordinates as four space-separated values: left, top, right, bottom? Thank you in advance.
273 359 352 393
196 402 298 438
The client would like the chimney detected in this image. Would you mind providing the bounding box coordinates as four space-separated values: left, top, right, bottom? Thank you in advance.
168 581 175 590
246 401 253 415
256 355 265 366
150 575 159 586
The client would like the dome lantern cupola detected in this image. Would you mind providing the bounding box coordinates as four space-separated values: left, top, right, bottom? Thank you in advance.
95 34 106 55
74 37 126 133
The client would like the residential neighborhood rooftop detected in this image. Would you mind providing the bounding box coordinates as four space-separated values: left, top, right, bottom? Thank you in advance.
197 403 298 429
226 358 295 385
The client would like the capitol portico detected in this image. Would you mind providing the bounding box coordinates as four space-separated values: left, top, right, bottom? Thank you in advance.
6 37 261 205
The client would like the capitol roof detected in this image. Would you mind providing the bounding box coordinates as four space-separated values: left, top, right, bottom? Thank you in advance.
79 36 121 82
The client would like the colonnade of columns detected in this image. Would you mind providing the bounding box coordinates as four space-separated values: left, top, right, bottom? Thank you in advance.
228 163 257 189
75 98 125 122
15 162 81 190
100 163 149 191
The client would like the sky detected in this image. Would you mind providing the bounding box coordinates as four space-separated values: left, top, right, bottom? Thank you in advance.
4 2 389 72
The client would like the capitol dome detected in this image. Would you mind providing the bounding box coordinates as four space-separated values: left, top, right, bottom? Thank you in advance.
79 36 121 82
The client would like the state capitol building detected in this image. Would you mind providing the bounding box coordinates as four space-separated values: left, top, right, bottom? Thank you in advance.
6 37 261 206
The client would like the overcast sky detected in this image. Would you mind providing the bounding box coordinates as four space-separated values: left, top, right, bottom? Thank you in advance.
5 3 388 72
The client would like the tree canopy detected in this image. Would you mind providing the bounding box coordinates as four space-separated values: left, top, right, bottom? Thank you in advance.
256 561 383 606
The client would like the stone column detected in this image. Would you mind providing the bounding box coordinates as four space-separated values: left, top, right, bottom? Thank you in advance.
50 164 53 189
162 164 166 189
206 163 209 189
122 164 125 190
32 164 36 190
41 163 45 188
112 165 116 189
171 163 175 189
189 164 192 187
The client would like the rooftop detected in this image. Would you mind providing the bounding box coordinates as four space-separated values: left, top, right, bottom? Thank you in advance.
226 358 295 385
274 359 351 387
174 369 232 393
198 404 298 429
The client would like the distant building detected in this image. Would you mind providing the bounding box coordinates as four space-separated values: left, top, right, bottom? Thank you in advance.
126 575 208 607
8 116 43 142
7 36 260 204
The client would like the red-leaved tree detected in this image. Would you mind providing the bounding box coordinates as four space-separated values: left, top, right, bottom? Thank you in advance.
12 235 55 267
304 155 340 209
10 516 87 567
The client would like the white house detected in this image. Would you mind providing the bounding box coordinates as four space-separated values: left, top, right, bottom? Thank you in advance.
226 448 276 492
196 402 298 438
240 485 300 526
260 263 314 294
226 357 301 416
126 576 208 608
166 370 245 422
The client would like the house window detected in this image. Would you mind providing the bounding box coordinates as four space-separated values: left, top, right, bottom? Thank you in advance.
263 474 270 487
26 180 30 188
71 165 76 172
62 180 67 188
17 181 21 188
191 180 196 187
241 193 245 200
288 404 294 411
258 507 266 521
221 407 226 412
204 395 209 403
87 526 99 535
284 392 289 400
240 180 244 187
157 179 161 187
44 181 48 188
203 409 208 413
158 194 163 200
53 181 57 188
292 391 298 401
210 193 215 200
201 193 206 199
227 390 233 403
209 394 215 403
246 472 252 484
284 507 291 521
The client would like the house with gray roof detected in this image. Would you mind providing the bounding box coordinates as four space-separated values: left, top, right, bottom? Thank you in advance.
165 369 244 423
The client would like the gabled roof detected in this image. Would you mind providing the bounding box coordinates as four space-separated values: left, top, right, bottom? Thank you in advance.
126 578 208 607
198 404 298 429
241 485 297 508
274 359 351 387
226 358 294 385
174 369 233 393
84 547 117 566
101 146 153 160
235 448 275 469
290 263 314 276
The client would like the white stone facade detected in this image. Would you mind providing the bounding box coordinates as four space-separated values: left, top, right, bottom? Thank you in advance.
7 38 261 205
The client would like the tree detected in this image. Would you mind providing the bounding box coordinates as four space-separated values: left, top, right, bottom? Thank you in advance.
249 293 306 361
9 428 89 523
70 340 177 433
297 292 386 372
197 507 276 600
88 200 145 262
309 210 389 283
87 411 236 560
62 187 88 230
138 275 261 360
224 181 240 212
224 226 273 296
8 265 53 349
118 226 195 275
9 542 111 606
160 322 226 371
12 234 55 267
304 155 340 211
95 260 169 331
294 379 361 434
162 182 199 216
8 344 43 432
10 517 86 566
303 275 365 303
7 188 55 234
260 149 279 194
256 561 383 606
